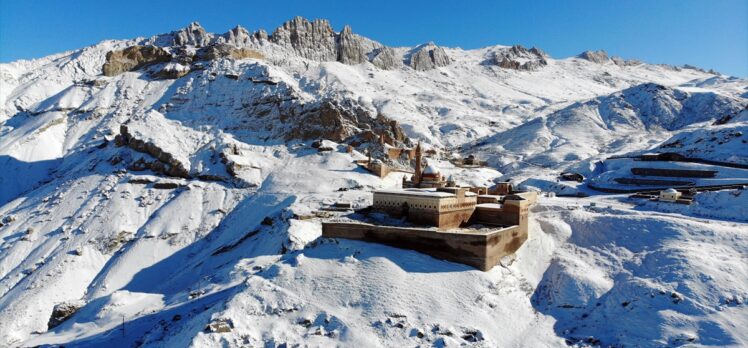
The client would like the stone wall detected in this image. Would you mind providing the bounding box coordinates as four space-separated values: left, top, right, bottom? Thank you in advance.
631 168 717 178
321 222 526 271
372 191 477 230
472 200 529 236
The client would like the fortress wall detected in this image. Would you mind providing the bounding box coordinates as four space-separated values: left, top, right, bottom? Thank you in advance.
321 222 525 271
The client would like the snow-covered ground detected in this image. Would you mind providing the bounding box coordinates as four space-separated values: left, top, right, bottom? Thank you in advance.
0 18 746 347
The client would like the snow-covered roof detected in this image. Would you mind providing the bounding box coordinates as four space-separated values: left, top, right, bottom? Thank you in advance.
375 189 454 198
476 203 504 210
663 188 678 194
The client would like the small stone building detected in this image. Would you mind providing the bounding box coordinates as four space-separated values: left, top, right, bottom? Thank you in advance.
659 188 682 202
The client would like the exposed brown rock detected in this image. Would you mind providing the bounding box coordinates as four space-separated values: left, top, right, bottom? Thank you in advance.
152 63 191 79
102 45 172 76
48 301 83 329
195 44 264 61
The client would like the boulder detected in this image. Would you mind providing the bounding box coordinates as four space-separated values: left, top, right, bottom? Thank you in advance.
102 45 172 76
408 42 451 71
48 301 84 329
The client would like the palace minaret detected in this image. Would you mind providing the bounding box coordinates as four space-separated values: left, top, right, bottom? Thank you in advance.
414 141 422 184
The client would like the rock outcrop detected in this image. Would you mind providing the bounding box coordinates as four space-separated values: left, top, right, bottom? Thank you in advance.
115 124 190 178
408 42 451 71
493 45 548 71
173 22 213 47
611 56 641 67
269 16 338 61
284 99 408 144
102 45 172 76
195 44 264 61
152 62 191 79
336 25 368 65
579 50 610 64
217 25 253 47
370 47 400 70
48 301 84 329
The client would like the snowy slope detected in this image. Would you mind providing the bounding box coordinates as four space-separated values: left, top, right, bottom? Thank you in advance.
1 18 746 347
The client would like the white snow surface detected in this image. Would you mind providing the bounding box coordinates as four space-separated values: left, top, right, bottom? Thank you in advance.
0 20 746 347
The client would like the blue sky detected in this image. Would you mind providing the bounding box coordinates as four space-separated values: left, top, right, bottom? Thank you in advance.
1 0 746 76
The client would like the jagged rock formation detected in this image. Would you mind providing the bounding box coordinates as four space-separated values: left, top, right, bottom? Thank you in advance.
336 25 368 65
217 25 253 46
284 99 409 143
173 22 213 47
114 124 190 178
102 45 172 76
579 50 610 64
493 45 548 71
408 42 451 71
269 16 338 61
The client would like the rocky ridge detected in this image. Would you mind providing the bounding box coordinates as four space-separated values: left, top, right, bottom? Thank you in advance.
492 45 548 71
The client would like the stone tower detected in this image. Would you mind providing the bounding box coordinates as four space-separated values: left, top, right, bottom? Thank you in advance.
414 141 422 185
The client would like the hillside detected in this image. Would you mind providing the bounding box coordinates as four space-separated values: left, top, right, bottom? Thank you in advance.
0 17 746 347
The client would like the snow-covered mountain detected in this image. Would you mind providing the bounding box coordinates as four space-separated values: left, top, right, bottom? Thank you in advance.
1 17 746 347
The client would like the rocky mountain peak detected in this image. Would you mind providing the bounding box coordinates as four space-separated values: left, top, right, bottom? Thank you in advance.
269 16 337 61
408 42 451 71
172 21 213 47
218 25 253 47
579 50 610 64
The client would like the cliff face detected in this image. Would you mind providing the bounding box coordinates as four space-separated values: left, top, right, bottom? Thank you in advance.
269 17 338 61
101 45 172 76
408 42 451 71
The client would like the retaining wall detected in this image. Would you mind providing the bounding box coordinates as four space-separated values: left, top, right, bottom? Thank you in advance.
321 222 527 271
